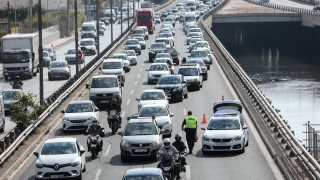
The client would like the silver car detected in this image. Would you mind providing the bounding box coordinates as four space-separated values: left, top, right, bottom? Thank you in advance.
119 118 163 162
133 36 146 49
123 50 137 65
147 63 171 84
136 89 169 110
43 47 56 61
48 61 71 81
43 51 51 67
65 48 85 64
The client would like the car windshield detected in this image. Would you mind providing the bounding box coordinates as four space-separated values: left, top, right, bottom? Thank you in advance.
190 38 202 43
67 49 76 54
156 54 171 59
185 16 196 21
178 68 198 76
134 37 144 41
151 44 166 49
112 54 127 60
124 122 157 136
132 29 144 34
43 51 49 57
126 40 139 45
155 59 171 64
159 33 173 38
124 51 135 56
124 175 163 180
190 28 201 32
164 49 178 55
91 77 118 88
82 26 95 31
207 119 241 130
50 62 67 68
141 92 165 100
150 64 169 71
190 51 207 57
43 48 52 53
80 40 94 46
187 33 200 37
137 16 152 22
158 76 180 85
103 62 122 69
187 60 205 67
196 42 208 46
155 39 169 45
139 106 168 117
66 103 93 113
2 91 20 100
41 142 76 155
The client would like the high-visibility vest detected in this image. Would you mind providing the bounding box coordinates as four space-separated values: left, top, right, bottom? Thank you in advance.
185 116 197 128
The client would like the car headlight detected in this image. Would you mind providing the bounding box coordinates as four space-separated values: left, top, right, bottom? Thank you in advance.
3 69 8 72
173 86 182 92
193 78 199 82
201 68 207 72
151 140 160 148
202 136 212 142
232 136 242 142
35 162 44 168
114 92 120 96
165 120 170 125
88 117 96 121
163 167 171 171
121 141 131 148
149 73 153 77
62 117 69 122
71 160 80 167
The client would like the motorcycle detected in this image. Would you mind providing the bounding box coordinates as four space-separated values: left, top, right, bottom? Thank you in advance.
160 155 178 180
86 129 104 159
108 110 120 135
10 82 23 90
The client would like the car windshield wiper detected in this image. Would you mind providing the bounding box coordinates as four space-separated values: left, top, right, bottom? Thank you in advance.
136 133 153 135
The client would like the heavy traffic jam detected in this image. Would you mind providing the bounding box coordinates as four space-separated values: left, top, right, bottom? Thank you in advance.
2 0 251 179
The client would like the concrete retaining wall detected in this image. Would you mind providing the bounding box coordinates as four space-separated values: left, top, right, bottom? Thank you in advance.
42 31 61 47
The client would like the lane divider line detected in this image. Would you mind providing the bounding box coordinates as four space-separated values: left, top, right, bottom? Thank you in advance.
94 169 102 180
130 89 134 95
185 165 191 180
127 99 131 105
137 74 140 78
103 145 112 157
134 81 137 85
183 109 187 116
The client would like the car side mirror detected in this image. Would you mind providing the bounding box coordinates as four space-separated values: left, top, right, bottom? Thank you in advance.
132 114 139 118
183 80 187 83
80 149 85 156
243 125 248 129
135 98 140 101
146 69 149 71
160 129 165 134
118 131 123 136
99 67 102 70
61 110 65 113
86 84 90 89
64 53 67 55
95 107 99 111
33 152 39 158
201 126 206 130
170 113 174 117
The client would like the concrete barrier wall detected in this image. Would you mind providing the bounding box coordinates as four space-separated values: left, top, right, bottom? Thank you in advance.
42 31 61 47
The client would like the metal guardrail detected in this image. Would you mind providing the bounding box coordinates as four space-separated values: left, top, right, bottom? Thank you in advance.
200 1 320 179
246 0 320 16
0 0 176 167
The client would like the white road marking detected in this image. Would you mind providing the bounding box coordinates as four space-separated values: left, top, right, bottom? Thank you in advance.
127 99 131 105
122 111 126 118
130 89 134 95
183 109 187 116
103 145 112 157
139 68 142 72
185 165 191 180
94 169 102 180
134 81 137 85
137 74 140 78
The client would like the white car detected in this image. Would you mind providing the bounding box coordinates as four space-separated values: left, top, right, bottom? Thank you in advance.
99 22 106 30
61 100 100 132
146 63 171 84
79 38 96 55
201 116 249 154
154 58 174 74
123 50 137 65
132 104 174 137
33 138 86 179
136 89 169 110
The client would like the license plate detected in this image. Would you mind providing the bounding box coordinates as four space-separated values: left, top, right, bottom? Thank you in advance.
73 123 83 126
14 72 19 74
134 149 147 152
51 175 64 178
217 143 228 146
101 100 109 103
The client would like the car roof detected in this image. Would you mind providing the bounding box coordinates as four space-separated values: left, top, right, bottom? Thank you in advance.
142 89 165 93
125 168 163 176
45 138 77 143
103 59 122 63
92 75 118 79
210 116 240 121
180 63 199 68
81 38 95 41
128 118 156 123
192 49 207 52
127 39 139 41
113 53 127 56
69 100 92 104
150 63 169 66
141 104 167 108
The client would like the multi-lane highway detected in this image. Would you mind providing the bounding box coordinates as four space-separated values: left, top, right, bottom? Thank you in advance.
10 4 284 179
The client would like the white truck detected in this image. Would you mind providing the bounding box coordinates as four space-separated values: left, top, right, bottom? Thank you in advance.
1 33 39 80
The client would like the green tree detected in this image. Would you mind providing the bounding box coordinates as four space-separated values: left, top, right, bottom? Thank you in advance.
9 93 46 131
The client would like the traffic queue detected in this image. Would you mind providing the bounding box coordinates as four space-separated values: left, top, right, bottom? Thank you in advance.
31 0 250 179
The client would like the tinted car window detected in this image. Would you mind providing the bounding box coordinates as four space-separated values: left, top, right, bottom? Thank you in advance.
207 119 240 130
91 78 118 88
103 62 122 69
41 142 76 155
150 64 168 71
139 107 168 117
141 92 165 100
158 76 181 85
124 122 157 136
66 103 93 113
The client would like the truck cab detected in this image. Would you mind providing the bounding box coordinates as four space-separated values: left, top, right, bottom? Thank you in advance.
136 8 155 34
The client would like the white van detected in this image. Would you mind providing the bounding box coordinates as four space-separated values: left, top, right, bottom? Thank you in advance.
0 95 5 132
81 22 97 39
184 12 196 25
104 9 117 23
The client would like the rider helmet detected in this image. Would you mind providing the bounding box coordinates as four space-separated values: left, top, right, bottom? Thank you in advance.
15 76 20 81
175 133 182 141
92 119 98 125
163 138 171 148
111 98 117 105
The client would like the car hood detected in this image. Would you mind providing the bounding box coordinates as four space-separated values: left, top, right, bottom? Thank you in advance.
149 71 170 75
126 45 139 48
38 153 78 165
90 87 119 94
150 49 165 53
66 54 76 58
154 116 170 126
101 69 122 74
123 135 159 144
155 84 180 89
183 76 198 81
189 57 209 61
82 31 95 34
64 112 97 120
204 129 242 139
50 68 69 73
81 45 95 49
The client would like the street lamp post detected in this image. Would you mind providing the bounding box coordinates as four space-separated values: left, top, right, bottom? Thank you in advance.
120 0 123 34
75 0 79 78
38 0 44 105
96 0 100 56
110 0 113 43
127 0 129 28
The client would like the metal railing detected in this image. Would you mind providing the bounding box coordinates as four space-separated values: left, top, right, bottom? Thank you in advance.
200 0 320 179
0 0 176 168
215 7 295 14
246 0 320 16
304 121 320 161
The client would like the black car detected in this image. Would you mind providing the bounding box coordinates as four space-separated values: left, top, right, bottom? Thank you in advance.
164 48 180 65
155 75 188 102
148 42 167 62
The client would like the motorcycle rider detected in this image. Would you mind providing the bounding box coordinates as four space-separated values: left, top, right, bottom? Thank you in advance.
86 119 103 152
12 76 23 89
157 138 180 178
108 98 122 128
172 133 187 172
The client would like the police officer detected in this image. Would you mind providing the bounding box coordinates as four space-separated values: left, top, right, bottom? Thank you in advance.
181 111 197 154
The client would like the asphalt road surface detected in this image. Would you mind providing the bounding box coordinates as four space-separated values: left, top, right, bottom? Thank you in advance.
269 0 315 10
10 7 283 180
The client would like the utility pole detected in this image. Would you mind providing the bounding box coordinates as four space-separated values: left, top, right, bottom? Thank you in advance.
47 0 49 28
7 1 10 34
96 0 100 56
133 0 135 23
110 0 113 43
14 0 16 33
89 0 91 21
120 0 122 34
38 0 44 105
67 0 70 36
75 0 79 78
29 0 33 33
127 1 129 28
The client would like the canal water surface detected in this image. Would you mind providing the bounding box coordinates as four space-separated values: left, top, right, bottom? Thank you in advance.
212 22 320 141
